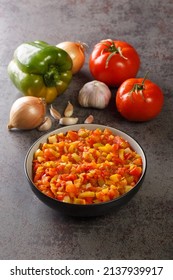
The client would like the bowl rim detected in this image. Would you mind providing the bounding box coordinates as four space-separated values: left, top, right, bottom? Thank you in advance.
24 123 147 208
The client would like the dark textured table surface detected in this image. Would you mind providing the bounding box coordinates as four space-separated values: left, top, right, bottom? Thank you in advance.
0 0 173 260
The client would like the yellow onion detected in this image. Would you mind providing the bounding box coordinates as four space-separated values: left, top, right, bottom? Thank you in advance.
8 96 46 130
56 41 87 74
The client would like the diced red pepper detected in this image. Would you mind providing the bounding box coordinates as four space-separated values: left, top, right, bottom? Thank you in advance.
33 128 143 204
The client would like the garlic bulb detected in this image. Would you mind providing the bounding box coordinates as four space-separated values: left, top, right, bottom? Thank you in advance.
78 80 111 109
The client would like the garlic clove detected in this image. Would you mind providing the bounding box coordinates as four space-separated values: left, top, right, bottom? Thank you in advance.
37 116 52 131
49 104 61 121
59 117 78 126
84 115 94 124
64 101 74 117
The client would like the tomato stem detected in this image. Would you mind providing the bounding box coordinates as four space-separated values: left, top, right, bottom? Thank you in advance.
132 72 149 92
128 72 149 102
141 71 149 85
101 39 127 68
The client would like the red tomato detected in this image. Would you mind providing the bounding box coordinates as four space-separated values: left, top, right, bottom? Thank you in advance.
89 39 140 87
116 77 164 121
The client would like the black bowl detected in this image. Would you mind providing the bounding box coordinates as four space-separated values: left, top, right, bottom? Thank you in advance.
24 124 147 217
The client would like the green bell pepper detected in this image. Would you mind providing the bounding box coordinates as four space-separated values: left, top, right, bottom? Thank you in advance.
8 40 73 103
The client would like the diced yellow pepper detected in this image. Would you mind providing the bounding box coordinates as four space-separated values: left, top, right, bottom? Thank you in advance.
64 162 72 173
48 135 57 143
110 184 117 190
68 143 78 153
119 149 124 160
43 161 53 167
43 143 56 150
61 155 69 162
129 163 135 170
66 180 73 186
78 129 89 137
93 143 103 148
109 173 121 182
126 175 134 184
56 191 64 195
74 198 86 204
73 178 82 188
119 178 127 187
98 143 112 153
34 148 44 158
101 195 110 202
83 152 94 162
37 156 45 163
72 153 81 162
106 154 112 161
105 179 114 186
124 147 132 154
63 196 71 203
124 185 133 193
102 188 109 194
79 191 95 198
98 178 105 187
96 150 101 157
49 148 60 158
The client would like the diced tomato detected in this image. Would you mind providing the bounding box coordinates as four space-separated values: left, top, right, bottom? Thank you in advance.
116 167 126 176
65 183 77 194
33 172 44 182
85 197 94 204
33 161 41 171
129 166 142 177
108 188 119 199
133 157 142 166
43 149 58 161
45 168 57 177
64 174 78 181
66 130 79 141
42 189 55 198
56 194 65 201
33 128 143 204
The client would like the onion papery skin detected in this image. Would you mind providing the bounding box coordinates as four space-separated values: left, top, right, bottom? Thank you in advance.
8 96 46 130
56 41 86 74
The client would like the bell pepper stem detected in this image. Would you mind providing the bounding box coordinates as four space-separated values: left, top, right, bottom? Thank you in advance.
44 66 60 87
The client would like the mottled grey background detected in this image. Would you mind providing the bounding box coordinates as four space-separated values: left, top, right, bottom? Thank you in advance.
0 0 173 259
